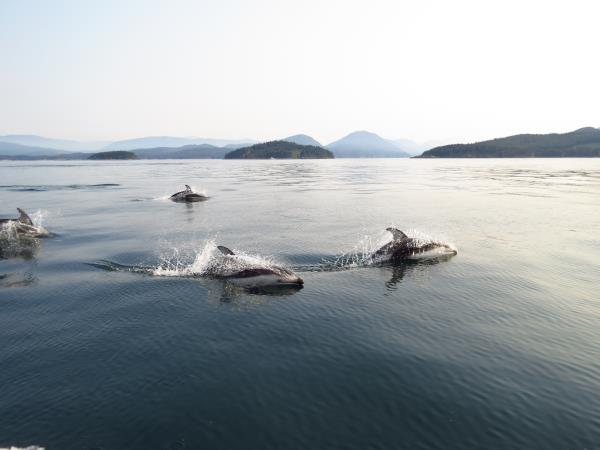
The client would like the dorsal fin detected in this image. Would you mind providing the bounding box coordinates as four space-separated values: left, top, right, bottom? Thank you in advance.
185 185 191 190
217 245 235 256
17 208 33 226
386 227 408 241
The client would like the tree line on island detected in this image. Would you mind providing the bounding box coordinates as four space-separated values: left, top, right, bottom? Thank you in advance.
418 127 600 158
87 151 137 160
224 141 334 159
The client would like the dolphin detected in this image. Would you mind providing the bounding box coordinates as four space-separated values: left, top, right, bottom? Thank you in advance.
170 185 208 202
371 228 457 262
0 208 48 237
205 245 304 287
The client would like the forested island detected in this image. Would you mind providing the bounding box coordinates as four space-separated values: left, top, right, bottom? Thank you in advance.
87 151 137 160
224 141 334 159
418 127 600 158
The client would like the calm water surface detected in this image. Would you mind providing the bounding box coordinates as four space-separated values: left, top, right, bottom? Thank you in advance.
0 159 599 449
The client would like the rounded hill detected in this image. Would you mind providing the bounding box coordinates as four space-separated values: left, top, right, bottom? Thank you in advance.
224 141 334 159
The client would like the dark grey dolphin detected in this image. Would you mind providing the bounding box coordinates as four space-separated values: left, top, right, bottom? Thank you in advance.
371 228 457 262
0 208 48 237
89 245 304 289
170 185 208 202
205 245 304 287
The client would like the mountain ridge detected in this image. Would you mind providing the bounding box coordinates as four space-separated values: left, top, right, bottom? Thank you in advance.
0 131 420 158
0 134 109 151
0 141 69 156
104 136 257 151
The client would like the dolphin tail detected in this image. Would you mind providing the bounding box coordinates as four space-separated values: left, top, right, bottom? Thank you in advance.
386 227 408 241
217 245 235 256
17 208 33 226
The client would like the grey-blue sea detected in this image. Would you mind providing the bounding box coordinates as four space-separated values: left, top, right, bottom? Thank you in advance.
0 159 599 450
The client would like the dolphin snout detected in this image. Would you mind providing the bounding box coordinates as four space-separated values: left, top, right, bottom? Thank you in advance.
279 275 303 285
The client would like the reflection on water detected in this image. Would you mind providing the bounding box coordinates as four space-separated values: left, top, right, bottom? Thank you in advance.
215 280 304 304
0 242 38 260
383 257 454 291
0 272 37 288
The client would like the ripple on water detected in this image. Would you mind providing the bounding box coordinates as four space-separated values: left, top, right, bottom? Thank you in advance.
0 159 599 449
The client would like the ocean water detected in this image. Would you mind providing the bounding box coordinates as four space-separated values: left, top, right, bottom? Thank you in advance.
0 159 599 450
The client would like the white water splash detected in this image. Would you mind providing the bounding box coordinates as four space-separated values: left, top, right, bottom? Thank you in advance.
0 221 21 240
152 240 219 276
152 240 279 278
29 209 49 230
0 210 50 259
331 230 392 268
0 446 45 450
0 222 38 244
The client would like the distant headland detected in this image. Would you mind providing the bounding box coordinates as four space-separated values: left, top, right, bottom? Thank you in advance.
418 127 600 158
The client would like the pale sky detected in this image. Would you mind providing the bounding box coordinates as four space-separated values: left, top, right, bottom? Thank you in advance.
0 0 598 144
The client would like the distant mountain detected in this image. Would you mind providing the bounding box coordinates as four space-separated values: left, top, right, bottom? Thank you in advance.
283 134 322 147
132 144 227 159
0 135 108 151
326 131 410 157
88 151 137 160
0 141 68 157
418 127 600 158
225 141 334 159
105 136 257 151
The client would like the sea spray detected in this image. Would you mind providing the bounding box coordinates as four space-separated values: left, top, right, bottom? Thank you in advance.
151 240 282 278
330 228 456 269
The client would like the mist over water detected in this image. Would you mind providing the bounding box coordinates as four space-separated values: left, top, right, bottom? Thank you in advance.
0 159 599 450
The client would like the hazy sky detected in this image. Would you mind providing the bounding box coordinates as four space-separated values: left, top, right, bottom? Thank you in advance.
1 0 598 144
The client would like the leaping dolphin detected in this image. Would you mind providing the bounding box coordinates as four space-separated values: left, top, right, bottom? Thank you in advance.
170 185 208 202
371 228 457 262
89 245 304 290
206 245 304 287
0 208 48 237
